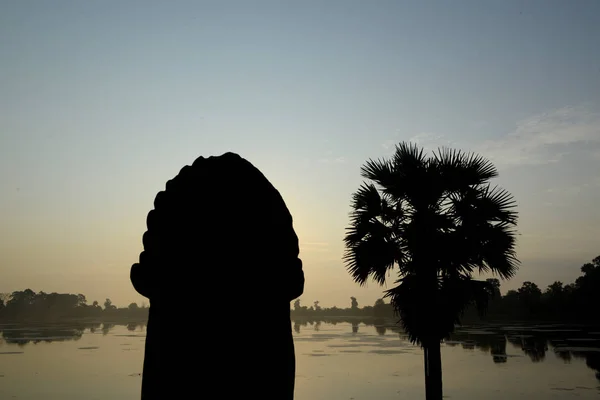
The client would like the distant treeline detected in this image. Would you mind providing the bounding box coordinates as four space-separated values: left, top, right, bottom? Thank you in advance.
462 255 600 323
292 255 600 324
2 255 598 324
0 290 148 322
291 297 396 319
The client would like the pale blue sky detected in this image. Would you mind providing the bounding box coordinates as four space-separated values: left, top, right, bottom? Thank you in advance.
1 0 599 308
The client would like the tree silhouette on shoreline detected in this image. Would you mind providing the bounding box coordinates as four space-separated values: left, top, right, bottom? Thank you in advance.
344 143 519 400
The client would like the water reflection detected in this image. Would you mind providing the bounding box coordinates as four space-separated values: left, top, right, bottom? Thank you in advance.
0 322 146 346
0 325 85 346
454 324 600 381
1 319 598 383
292 318 600 381
585 353 600 381
102 323 113 335
446 324 600 378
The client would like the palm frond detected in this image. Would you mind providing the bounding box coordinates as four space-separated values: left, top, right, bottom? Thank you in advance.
462 151 498 180
433 147 498 190
393 142 427 167
435 229 479 277
344 183 399 285
381 142 431 206
443 180 519 280
478 224 520 279
349 183 383 217
360 158 394 188
440 278 492 319
378 194 399 225
343 223 397 285
385 275 432 345
476 184 518 224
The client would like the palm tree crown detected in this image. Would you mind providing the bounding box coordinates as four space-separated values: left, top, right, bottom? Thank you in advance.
343 142 519 344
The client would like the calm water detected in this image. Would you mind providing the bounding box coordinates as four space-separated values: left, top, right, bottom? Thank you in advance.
1 320 599 399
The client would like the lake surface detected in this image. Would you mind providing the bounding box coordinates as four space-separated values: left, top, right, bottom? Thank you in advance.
0 320 599 399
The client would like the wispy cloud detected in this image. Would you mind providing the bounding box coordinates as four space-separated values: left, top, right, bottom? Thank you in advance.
546 176 600 197
381 139 397 150
318 150 346 164
381 131 404 150
391 104 600 168
476 104 600 167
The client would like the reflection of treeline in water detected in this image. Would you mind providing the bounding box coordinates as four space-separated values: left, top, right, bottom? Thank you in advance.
0 321 146 346
0 325 86 346
292 255 600 324
0 289 148 322
450 325 600 381
291 319 600 381
292 316 399 336
447 325 600 381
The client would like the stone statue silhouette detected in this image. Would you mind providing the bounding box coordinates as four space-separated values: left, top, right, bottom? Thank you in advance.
130 152 305 399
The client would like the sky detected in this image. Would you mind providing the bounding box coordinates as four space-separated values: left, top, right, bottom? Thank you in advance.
1 0 599 309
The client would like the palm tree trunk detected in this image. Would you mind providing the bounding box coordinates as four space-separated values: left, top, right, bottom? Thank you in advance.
423 339 443 400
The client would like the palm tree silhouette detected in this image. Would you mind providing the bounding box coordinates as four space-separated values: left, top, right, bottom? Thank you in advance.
343 142 519 400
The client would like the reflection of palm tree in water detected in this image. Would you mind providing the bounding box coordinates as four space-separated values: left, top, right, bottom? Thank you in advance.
101 323 113 336
375 325 387 336
571 351 600 382
352 322 359 334
585 353 600 381
555 350 572 362
504 333 547 361
520 336 547 362
89 323 101 334
447 331 508 363
476 334 508 363
491 336 507 363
